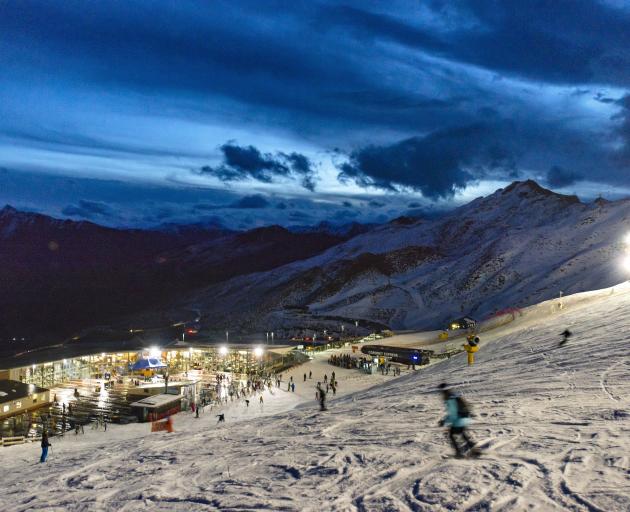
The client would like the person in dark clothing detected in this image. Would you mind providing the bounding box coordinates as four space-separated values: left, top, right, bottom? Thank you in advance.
217 414 225 423
245 399 250 407
304 373 307 382
438 383 478 458
316 384 327 411
559 329 572 347
309 370 312 379
40 431 51 463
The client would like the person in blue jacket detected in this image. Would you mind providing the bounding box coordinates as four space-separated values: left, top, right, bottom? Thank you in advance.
438 383 479 458
40 430 51 463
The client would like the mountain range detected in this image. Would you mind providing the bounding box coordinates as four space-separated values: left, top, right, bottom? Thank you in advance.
1 180 629 357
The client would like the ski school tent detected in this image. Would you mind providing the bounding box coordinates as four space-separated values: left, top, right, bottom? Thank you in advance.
131 357 166 371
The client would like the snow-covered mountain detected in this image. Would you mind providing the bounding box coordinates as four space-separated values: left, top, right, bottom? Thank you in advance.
175 180 630 333
0 207 355 354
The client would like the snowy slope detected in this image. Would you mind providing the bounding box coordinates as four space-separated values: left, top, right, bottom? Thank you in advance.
2 284 630 511
173 180 630 332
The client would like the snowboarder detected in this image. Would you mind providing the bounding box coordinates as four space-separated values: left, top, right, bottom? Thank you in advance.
40 430 51 463
316 383 327 411
559 329 572 347
438 383 479 458
217 414 225 423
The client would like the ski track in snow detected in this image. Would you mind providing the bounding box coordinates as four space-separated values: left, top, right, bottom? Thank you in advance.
2 288 630 511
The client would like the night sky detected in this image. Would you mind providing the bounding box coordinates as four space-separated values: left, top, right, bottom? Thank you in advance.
1 1 630 229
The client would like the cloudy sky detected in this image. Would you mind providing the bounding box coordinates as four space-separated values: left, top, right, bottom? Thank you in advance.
1 0 630 229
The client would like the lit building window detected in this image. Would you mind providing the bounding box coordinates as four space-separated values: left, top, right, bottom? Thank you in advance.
2 405 9 412
15 401 22 409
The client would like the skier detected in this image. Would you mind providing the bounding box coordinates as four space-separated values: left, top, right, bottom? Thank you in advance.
259 395 264 405
309 370 312 379
217 414 225 423
291 382 295 392
40 430 51 463
559 329 572 347
245 399 250 407
303 373 307 382
438 383 479 458
316 383 327 411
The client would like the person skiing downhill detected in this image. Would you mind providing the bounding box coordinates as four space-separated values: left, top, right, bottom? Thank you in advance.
559 329 572 347
438 383 479 458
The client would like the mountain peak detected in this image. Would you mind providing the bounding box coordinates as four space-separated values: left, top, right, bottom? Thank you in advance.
500 180 580 204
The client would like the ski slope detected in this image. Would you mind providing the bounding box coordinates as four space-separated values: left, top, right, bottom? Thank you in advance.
2 285 630 511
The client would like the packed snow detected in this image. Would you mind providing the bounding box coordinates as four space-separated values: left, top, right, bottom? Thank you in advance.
2 284 630 511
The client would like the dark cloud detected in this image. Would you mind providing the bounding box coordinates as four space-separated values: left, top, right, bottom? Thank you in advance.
199 143 316 190
275 202 288 210
62 199 114 219
368 200 385 208
342 201 353 208
546 166 583 188
321 1 630 87
228 195 270 209
338 124 514 199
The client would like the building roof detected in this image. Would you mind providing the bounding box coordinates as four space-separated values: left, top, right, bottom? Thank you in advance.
131 357 167 370
129 394 182 409
0 380 48 404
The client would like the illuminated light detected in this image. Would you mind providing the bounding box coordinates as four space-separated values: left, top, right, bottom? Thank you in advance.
253 347 264 358
101 353 106 357
63 359 67 364
149 347 161 358
189 347 193 353
622 254 630 272
219 346 228 356
624 232 630 245
32 365 36 370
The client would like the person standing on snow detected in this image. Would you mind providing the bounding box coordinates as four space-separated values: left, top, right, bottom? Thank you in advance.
559 329 572 347
40 430 51 463
316 383 327 411
438 383 479 458
304 373 307 382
